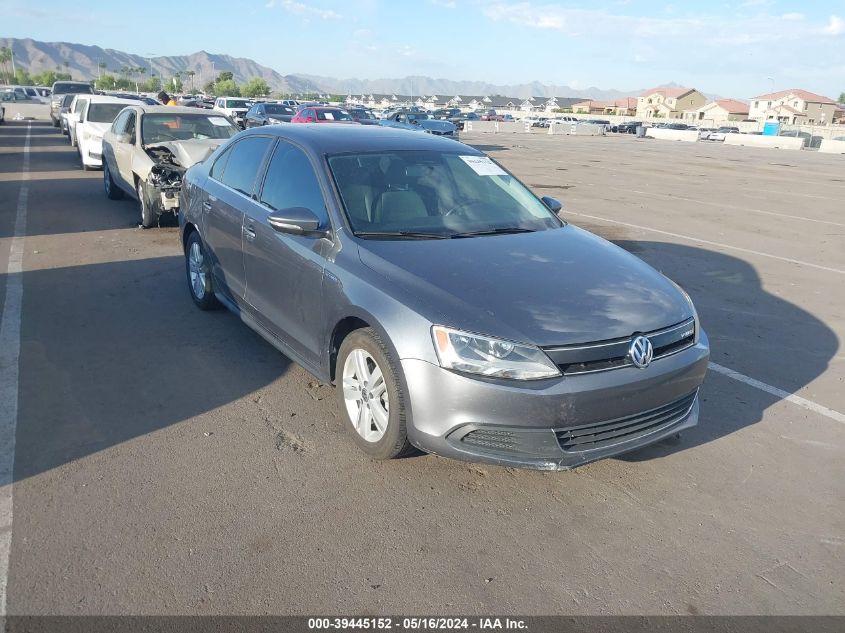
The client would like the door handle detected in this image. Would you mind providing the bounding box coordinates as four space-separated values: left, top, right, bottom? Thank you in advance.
201 201 212 211
243 225 257 240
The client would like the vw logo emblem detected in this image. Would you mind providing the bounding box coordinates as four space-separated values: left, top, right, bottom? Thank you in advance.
629 336 654 369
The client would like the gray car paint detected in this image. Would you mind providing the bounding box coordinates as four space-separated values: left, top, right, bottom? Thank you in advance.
179 125 709 469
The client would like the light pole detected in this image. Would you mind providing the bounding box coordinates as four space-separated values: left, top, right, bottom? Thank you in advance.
767 77 775 93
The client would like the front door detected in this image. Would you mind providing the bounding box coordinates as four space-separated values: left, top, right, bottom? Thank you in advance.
243 140 330 366
113 110 137 189
203 135 274 303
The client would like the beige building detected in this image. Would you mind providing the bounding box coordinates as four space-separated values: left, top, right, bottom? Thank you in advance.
573 97 637 116
689 99 749 125
748 89 842 125
636 87 707 119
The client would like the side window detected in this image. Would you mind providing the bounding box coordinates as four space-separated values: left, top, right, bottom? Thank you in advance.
210 144 233 181
259 142 327 223
73 99 87 114
125 112 136 142
219 136 274 197
112 110 130 133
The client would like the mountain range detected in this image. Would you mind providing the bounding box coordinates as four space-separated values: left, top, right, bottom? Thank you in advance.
2 37 650 100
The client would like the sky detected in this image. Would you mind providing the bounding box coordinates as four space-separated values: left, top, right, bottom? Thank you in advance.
4 0 844 99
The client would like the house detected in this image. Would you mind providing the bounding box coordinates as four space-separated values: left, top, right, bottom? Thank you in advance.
636 87 708 119
690 99 749 125
573 97 637 116
748 89 842 125
487 95 522 110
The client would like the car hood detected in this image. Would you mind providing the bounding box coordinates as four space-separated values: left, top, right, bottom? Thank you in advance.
417 120 456 132
143 139 227 168
357 225 691 347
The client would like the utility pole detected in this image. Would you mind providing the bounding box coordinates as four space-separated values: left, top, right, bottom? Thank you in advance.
10 44 16 77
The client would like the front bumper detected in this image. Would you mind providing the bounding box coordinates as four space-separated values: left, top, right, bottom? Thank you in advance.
401 332 709 470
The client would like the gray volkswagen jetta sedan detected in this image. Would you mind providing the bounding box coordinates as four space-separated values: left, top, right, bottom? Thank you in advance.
179 125 709 470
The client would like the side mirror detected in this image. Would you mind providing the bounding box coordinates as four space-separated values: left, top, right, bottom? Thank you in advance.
541 196 562 213
304 117 314 123
268 207 327 237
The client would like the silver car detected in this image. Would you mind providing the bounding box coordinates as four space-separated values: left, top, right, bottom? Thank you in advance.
101 105 239 227
179 125 709 470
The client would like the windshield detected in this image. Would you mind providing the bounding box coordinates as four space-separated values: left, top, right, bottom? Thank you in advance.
406 113 430 122
87 103 129 123
141 114 239 144
225 100 249 109
329 150 562 238
265 104 294 115
54 82 94 95
317 109 352 121
351 110 375 120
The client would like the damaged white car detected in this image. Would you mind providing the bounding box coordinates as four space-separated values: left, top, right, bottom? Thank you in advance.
101 105 239 227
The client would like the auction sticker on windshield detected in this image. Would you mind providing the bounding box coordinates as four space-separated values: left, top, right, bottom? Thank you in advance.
459 155 507 176
208 117 231 126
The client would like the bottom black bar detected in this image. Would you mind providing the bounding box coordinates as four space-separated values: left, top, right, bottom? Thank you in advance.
2 616 843 633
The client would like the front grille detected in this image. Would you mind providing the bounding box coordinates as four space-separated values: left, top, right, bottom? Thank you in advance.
556 391 697 452
543 318 695 376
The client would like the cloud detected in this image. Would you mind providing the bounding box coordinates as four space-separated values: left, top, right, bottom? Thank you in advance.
266 0 342 19
823 15 844 35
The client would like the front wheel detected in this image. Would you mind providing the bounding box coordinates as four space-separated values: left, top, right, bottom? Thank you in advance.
336 328 413 460
137 180 157 228
185 231 219 310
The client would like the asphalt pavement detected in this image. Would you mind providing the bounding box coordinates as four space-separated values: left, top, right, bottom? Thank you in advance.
0 121 842 616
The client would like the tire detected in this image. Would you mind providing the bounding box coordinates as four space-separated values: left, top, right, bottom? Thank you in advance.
51 116 59 128
185 231 219 311
103 162 123 200
336 328 413 460
137 179 157 228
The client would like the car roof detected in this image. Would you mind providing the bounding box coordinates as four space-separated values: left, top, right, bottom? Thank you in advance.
86 95 140 105
134 105 224 116
238 124 479 155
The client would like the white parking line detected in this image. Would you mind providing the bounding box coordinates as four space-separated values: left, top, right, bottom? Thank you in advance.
0 123 31 617
709 362 845 424
627 189 845 228
566 211 845 275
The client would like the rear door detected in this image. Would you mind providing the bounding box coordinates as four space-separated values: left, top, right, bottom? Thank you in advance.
202 135 274 303
243 139 329 365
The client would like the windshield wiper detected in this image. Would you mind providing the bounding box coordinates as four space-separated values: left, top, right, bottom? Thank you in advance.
450 227 537 238
354 231 451 240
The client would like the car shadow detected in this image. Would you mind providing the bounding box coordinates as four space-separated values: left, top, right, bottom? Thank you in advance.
8 256 292 483
604 240 839 461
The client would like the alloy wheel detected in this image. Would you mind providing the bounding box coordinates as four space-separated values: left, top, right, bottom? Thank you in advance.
188 241 207 300
342 349 389 442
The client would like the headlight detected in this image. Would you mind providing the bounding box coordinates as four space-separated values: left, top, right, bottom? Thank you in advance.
667 278 700 344
431 326 560 380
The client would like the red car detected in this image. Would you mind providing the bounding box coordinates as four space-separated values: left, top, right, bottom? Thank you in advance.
291 106 358 124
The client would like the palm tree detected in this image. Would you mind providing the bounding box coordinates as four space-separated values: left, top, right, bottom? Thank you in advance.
186 70 195 92
0 47 12 84
63 60 71 79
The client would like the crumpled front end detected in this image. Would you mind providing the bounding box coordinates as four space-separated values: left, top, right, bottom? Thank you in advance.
144 146 187 214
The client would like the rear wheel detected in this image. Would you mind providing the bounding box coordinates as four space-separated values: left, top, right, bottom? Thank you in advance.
103 162 123 199
337 328 413 460
137 180 157 228
185 231 219 310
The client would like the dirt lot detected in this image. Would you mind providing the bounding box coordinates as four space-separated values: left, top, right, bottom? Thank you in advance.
0 122 842 616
